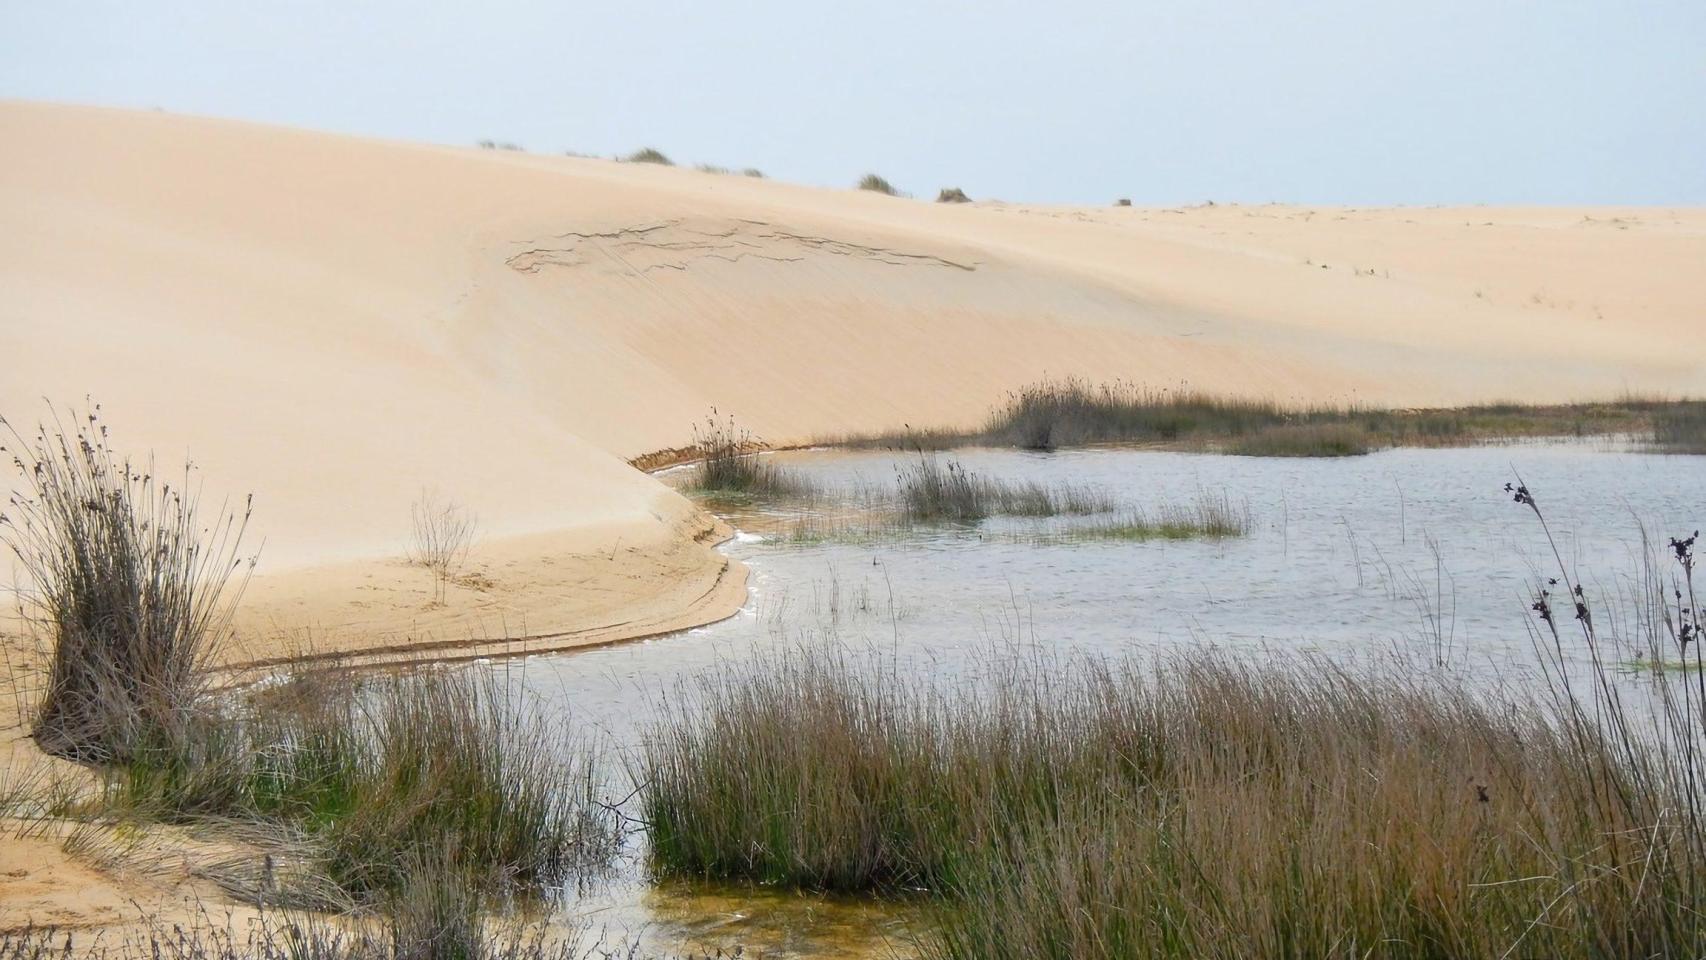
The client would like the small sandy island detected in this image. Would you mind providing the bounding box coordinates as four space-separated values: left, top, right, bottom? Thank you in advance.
2 100 1704 929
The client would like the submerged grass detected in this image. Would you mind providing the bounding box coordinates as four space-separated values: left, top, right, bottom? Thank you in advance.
1065 490 1250 541
894 456 1112 524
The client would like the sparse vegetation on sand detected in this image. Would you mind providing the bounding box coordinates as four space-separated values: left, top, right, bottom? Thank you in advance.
936 187 971 203
626 147 673 165
409 488 477 604
643 488 1706 957
0 405 254 764
857 173 899 196
683 412 816 501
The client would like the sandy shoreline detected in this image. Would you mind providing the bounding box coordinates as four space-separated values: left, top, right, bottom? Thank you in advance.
3 99 1704 930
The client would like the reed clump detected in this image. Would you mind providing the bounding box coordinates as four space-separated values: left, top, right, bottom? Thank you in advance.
982 379 1300 450
894 456 1112 524
685 412 815 501
0 405 254 764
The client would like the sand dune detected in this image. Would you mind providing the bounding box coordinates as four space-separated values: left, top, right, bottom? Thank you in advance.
2 98 1704 931
2 98 1704 660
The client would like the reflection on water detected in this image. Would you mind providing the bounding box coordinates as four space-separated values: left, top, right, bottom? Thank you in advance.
488 442 1704 956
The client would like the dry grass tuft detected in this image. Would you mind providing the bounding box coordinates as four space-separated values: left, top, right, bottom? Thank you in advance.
0 404 254 764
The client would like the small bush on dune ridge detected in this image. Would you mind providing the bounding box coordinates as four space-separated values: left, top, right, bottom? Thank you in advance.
626 147 673 165
936 187 971 203
857 173 899 196
0 405 254 763
685 412 814 500
112 668 616 904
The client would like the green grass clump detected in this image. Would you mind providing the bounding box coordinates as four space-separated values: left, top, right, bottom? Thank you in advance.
1229 422 1371 457
626 147 673 165
858 173 900 196
110 669 615 904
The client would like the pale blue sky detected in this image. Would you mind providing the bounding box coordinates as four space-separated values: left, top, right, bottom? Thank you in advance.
4 1 1702 205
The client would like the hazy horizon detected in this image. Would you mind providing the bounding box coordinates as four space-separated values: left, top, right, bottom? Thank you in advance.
4 0 1703 206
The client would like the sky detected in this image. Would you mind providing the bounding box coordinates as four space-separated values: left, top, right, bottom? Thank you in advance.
3 0 1703 206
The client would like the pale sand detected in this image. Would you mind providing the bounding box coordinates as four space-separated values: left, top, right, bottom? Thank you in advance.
2 99 1703 927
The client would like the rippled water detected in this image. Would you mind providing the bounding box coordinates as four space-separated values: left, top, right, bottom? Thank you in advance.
498 441 1704 956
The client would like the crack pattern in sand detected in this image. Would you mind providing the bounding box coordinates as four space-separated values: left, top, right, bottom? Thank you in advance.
506 218 978 275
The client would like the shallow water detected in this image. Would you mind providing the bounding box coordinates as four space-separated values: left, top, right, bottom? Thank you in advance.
498 441 1704 956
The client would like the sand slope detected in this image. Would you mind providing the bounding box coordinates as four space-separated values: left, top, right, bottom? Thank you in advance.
5 101 1703 591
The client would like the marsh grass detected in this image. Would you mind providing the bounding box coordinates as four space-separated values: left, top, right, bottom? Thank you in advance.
834 378 1701 456
643 489 1706 957
0 405 254 764
1061 490 1249 541
683 413 815 502
1654 400 1706 454
894 456 1112 524
108 668 617 904
1229 422 1370 457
